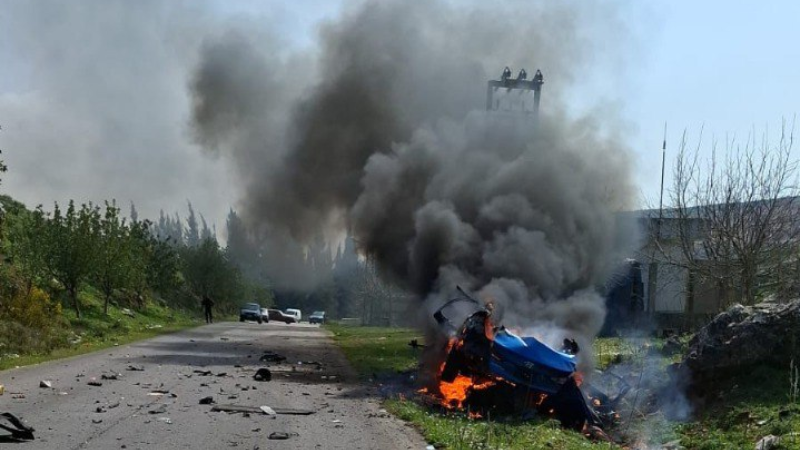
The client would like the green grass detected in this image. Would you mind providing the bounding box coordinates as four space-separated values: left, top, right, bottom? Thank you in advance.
386 399 610 450
0 287 201 371
328 324 800 449
677 365 800 450
326 323 421 375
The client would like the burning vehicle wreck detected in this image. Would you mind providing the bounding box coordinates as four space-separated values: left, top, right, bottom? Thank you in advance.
422 289 628 436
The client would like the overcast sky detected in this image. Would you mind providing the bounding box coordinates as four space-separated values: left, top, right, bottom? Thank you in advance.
0 0 797 233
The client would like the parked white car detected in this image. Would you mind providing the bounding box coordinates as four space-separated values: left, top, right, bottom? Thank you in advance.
284 308 302 322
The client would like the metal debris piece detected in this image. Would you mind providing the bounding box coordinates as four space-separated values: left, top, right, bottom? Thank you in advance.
253 368 271 382
211 404 315 415
259 351 286 363
756 435 781 450
157 417 172 425
126 365 145 371
87 379 103 387
147 390 170 396
268 432 294 440
39 380 52 388
148 405 167 415
259 406 276 416
199 396 215 405
0 412 35 440
101 373 120 380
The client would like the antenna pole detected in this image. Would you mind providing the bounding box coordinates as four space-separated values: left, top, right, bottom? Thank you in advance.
657 122 667 233
648 123 668 316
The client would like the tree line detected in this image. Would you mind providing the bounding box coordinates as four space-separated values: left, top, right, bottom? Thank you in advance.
1 197 269 319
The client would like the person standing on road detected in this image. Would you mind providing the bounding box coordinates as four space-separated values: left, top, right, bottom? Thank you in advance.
202 295 214 324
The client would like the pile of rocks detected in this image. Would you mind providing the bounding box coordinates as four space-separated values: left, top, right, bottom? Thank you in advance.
683 299 800 383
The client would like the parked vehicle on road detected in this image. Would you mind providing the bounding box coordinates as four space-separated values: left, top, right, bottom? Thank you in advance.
260 308 270 323
309 311 326 325
285 308 302 322
239 303 263 324
267 309 297 324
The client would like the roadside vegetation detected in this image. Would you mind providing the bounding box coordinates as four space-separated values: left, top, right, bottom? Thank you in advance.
329 324 800 450
0 285 196 370
0 191 272 368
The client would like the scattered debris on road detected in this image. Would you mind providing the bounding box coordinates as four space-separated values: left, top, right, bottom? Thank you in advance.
259 406 276 416
157 417 172 425
0 384 4 395
147 390 171 396
126 365 145 372
268 432 297 440
0 412 35 441
199 396 215 405
259 351 286 363
211 404 316 416
253 368 271 382
101 373 121 380
87 378 103 387
193 370 213 376
148 404 167 415
39 380 52 388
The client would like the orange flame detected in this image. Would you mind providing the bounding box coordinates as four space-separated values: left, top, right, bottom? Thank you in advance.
439 374 473 408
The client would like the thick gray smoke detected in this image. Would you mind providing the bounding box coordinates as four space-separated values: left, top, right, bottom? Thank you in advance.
190 0 637 345
0 0 240 224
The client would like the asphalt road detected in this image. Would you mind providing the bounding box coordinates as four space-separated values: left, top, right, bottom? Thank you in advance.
0 322 428 449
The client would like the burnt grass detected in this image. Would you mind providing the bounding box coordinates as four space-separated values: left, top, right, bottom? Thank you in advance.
328 324 800 449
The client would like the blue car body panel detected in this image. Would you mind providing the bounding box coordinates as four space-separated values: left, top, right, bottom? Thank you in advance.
488 329 577 394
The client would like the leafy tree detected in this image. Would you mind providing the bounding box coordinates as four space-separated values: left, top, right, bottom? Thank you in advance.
3 200 47 291
129 201 139 224
200 213 214 242
93 201 130 315
145 234 181 295
126 219 152 308
182 237 242 312
172 213 184 246
42 201 100 318
226 208 254 273
185 201 200 247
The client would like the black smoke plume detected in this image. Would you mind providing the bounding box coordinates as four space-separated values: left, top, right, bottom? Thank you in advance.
190 0 637 347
